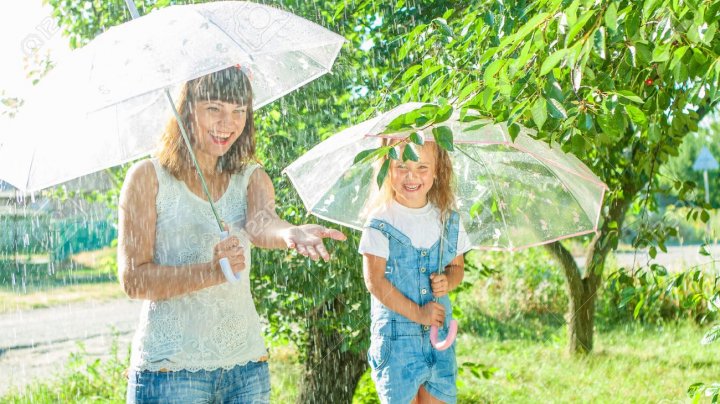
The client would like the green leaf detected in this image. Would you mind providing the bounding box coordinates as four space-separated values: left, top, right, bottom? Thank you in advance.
376 159 390 189
593 28 606 59
531 97 548 129
547 98 567 119
634 42 652 65
540 49 568 76
624 104 647 125
578 112 594 132
484 59 504 87
353 148 378 164
649 246 657 259
652 45 671 62
633 297 644 319
384 115 412 133
457 81 480 103
432 18 453 37
616 90 643 103
699 244 710 257
402 143 419 161
605 3 618 32
669 46 689 70
388 146 399 160
409 132 425 145
401 65 422 82
701 209 710 223
508 123 521 140
566 9 596 46
432 126 454 151
435 105 454 123
703 22 717 44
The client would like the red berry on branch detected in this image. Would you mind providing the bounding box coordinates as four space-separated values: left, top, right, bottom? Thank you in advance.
645 78 654 86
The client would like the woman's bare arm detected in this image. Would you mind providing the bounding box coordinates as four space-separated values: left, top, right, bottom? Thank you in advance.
117 161 232 300
245 168 346 259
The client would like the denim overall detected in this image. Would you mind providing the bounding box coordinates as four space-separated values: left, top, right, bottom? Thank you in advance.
366 211 460 404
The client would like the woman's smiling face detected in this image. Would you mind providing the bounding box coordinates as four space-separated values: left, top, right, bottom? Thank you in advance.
191 100 248 157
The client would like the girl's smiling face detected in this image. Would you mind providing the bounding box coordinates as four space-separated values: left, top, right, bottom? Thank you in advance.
191 100 247 157
389 143 437 208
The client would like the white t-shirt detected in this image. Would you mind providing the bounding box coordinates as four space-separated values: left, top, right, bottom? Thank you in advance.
358 200 473 260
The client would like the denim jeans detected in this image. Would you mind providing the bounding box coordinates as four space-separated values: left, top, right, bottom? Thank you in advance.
126 361 270 403
368 321 457 404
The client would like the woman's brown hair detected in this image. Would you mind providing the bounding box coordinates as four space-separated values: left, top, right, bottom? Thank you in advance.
157 66 255 178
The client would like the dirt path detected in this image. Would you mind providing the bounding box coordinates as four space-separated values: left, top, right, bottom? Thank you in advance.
0 298 141 396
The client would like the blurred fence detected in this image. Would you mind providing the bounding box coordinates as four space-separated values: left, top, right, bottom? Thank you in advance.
0 214 116 264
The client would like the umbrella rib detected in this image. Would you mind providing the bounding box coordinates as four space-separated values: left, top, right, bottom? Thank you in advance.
25 147 38 192
454 145 512 248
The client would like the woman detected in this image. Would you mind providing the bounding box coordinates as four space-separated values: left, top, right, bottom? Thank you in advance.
118 66 345 403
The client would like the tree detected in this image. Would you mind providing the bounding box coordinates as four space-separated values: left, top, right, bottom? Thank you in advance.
360 0 720 353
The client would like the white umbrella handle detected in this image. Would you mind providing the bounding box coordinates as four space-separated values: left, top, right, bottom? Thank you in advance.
219 230 241 284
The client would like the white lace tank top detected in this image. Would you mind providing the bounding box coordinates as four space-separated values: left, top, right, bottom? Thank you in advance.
129 159 268 372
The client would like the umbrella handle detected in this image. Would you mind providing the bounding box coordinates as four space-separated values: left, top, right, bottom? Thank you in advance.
430 319 458 351
219 231 241 284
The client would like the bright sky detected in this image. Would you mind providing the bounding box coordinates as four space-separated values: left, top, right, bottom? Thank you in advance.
0 1 71 99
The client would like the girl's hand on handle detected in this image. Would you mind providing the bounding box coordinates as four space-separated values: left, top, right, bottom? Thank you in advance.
430 273 449 297
212 235 245 274
418 301 445 327
283 224 347 262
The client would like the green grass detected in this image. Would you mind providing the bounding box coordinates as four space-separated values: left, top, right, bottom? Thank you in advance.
2 246 717 402
454 320 716 403
0 248 122 313
1 317 715 403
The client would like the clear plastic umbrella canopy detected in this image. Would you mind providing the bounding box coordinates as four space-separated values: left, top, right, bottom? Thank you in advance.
0 1 345 192
284 103 608 251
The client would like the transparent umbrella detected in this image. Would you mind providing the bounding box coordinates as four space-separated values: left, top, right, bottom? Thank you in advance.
285 102 608 251
0 1 345 193
284 102 609 349
0 0 345 283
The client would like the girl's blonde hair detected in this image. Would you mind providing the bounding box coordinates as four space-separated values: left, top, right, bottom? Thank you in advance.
373 139 456 219
157 66 255 179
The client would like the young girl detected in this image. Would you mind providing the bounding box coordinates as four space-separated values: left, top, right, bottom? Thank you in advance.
359 141 472 404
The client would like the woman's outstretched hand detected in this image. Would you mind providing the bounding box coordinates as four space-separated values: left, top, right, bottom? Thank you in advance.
283 224 347 261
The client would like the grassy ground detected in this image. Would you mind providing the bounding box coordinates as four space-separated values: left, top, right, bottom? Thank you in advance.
3 319 712 403
0 283 125 313
1 247 717 402
0 248 122 313
454 319 717 403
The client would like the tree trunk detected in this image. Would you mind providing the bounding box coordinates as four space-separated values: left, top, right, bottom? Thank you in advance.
566 276 598 353
546 189 630 354
297 298 367 404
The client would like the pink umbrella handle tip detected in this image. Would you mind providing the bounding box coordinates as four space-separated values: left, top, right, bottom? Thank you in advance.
429 319 458 351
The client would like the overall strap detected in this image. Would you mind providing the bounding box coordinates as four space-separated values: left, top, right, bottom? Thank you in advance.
367 219 411 246
437 211 461 274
